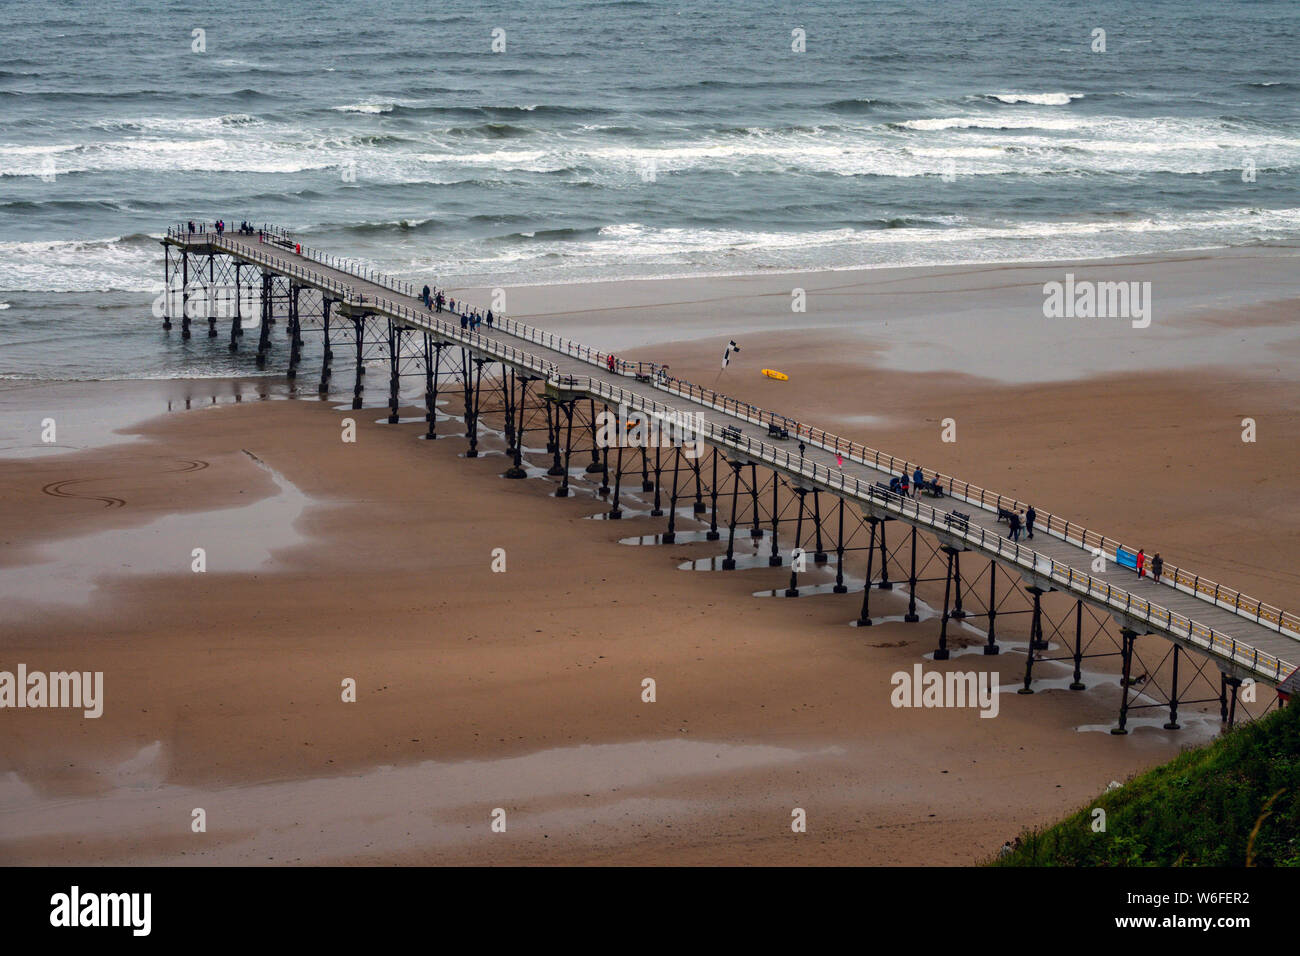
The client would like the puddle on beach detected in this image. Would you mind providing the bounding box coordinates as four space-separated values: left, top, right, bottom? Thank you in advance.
0 452 312 607
0 737 840 864
0 379 300 460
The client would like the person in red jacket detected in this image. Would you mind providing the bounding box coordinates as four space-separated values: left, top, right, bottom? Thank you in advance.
1137 548 1146 578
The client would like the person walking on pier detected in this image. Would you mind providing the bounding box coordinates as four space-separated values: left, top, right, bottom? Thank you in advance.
460 312 468 331
1151 552 1163 583
899 471 910 498
1008 510 1022 542
422 284 431 309
486 309 494 328
1025 504 1036 539
913 466 923 493
435 291 444 313
1137 548 1146 578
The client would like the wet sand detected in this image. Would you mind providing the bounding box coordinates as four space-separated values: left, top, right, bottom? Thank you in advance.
2 248 1298 865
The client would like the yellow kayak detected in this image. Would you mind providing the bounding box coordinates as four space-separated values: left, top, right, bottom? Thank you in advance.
761 368 789 381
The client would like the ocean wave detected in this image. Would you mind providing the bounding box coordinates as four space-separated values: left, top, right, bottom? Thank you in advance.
408 207 1300 281
824 97 886 114
444 122 535 139
984 92 1084 106
332 101 399 114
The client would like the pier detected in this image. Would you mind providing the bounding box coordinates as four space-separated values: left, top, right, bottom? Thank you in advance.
160 225 1299 734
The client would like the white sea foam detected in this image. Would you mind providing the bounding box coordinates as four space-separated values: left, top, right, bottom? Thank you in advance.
988 92 1084 106
333 101 397 113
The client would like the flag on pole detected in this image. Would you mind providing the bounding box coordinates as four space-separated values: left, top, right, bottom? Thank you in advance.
721 340 740 369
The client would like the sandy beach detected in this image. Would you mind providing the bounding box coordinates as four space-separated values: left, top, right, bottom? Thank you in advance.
2 248 1297 865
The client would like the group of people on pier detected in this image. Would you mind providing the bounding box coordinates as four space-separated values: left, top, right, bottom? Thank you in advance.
1005 506 1036 541
420 283 493 332
185 219 257 236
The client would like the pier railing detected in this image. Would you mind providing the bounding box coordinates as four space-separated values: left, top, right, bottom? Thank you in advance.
161 225 1300 645
651 377 1300 641
572 374 1292 683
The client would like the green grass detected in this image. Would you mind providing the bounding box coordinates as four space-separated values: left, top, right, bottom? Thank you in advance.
994 701 1300 866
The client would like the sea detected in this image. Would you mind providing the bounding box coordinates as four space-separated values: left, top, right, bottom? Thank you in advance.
1 0 1297 381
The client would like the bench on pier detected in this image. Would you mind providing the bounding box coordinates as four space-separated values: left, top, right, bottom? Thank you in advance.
722 424 743 441
767 423 790 439
917 477 945 498
634 372 652 383
944 510 971 532
874 481 894 495
996 507 1014 523
266 235 295 251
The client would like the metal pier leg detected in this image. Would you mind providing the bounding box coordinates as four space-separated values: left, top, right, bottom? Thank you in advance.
466 359 483 457
256 272 272 367
749 464 762 537
812 490 828 563
877 519 892 589
640 442 654 493
609 446 624 519
785 489 806 597
556 401 575 496
722 461 742 570
505 373 528 479
230 263 242 351
546 402 564 474
1112 628 1137 734
768 476 782 567
904 527 919 622
586 400 604 474
319 299 334 393
385 319 400 423
1028 588 1047 650
181 250 191 340
287 285 302 379
163 245 172 330
650 445 664 516
1225 676 1241 730
857 519 877 625
502 369 518 460
423 336 440 436
949 548 962 614
984 562 1000 655
663 446 682 544
935 548 954 660
509 379 525 468
207 254 217 337
598 403 611 495
1164 645 1181 730
833 498 847 593
692 456 706 514
351 316 365 409
706 452 720 541
1070 600 1086 690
